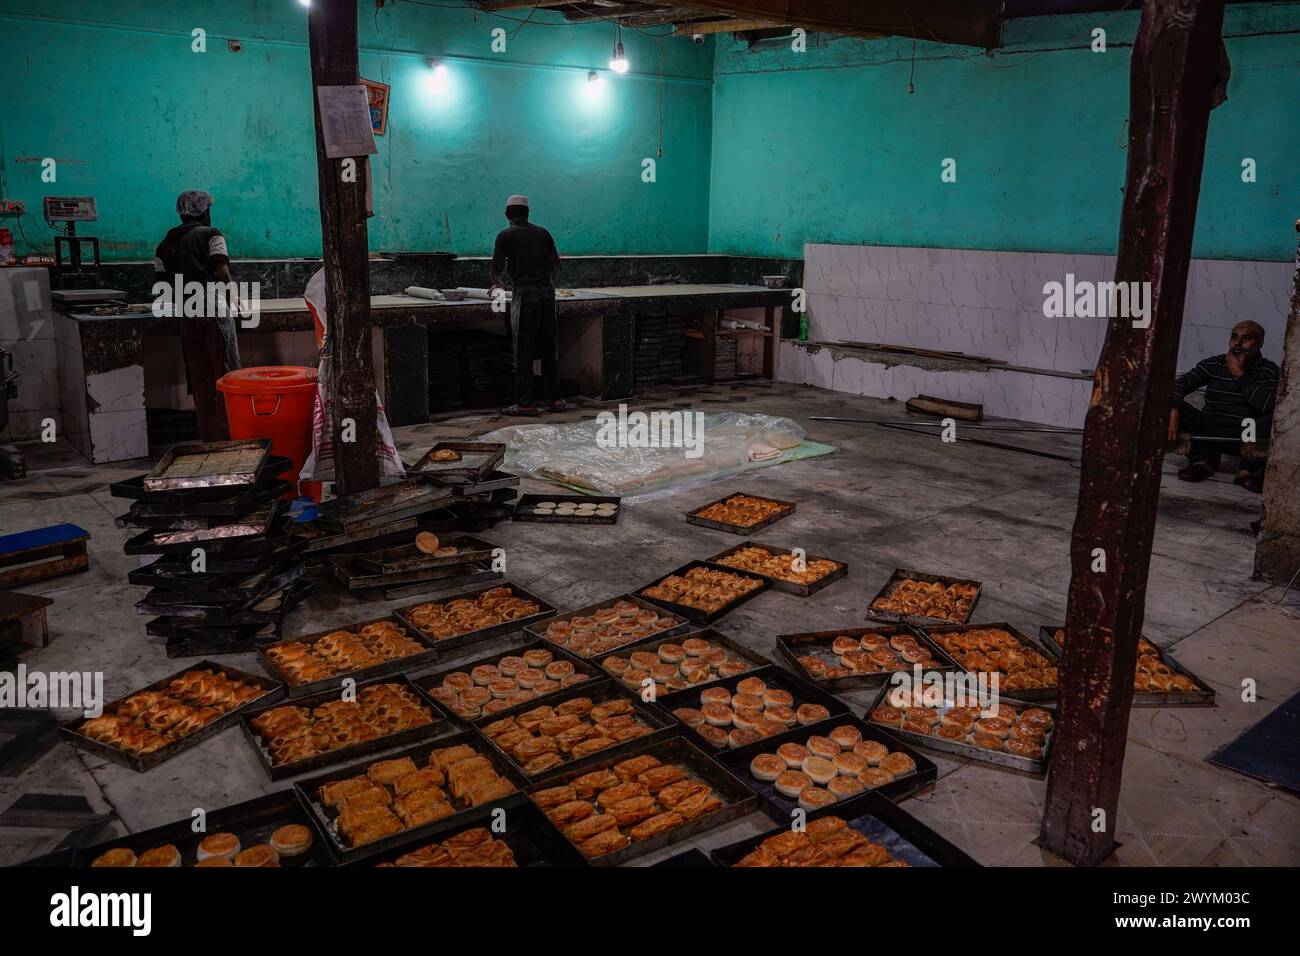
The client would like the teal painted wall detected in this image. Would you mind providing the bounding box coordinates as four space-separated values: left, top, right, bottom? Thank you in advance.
0 1 713 259
708 5 1300 261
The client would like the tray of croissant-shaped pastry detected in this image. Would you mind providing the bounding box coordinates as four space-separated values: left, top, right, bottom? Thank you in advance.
525 593 691 658
476 681 678 783
685 491 796 535
368 802 588 867
922 623 1059 701
866 568 982 627
1039 626 1215 706
293 733 527 864
635 562 769 625
62 662 284 773
702 540 847 596
239 676 446 781
527 735 757 867
392 582 557 652
259 615 439 700
593 627 771 699
776 624 961 693
711 794 978 868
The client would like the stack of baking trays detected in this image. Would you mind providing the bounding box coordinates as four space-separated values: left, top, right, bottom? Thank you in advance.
113 439 311 657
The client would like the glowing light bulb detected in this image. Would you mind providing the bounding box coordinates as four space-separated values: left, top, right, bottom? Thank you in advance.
609 41 628 74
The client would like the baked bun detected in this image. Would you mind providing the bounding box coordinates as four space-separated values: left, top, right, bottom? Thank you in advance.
777 742 809 767
853 740 889 765
736 677 767 697
827 775 866 798
697 725 730 749
137 845 181 868
801 756 837 785
798 787 839 811
833 752 868 777
796 704 831 725
750 753 786 782
196 832 241 862
700 687 732 707
858 767 894 789
775 770 813 798
91 847 137 868
806 736 840 759
233 844 280 867
879 752 916 776
1005 737 1042 758
270 824 314 858
828 725 863 749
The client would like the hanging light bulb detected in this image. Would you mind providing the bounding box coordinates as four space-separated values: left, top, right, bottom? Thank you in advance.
609 40 629 74
297 0 310 7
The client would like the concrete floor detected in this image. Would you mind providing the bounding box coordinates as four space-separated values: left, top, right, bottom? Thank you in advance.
2 379 1297 866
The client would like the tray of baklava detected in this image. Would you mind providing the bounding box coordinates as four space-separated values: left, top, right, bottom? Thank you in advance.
776 624 961 692
527 736 756 866
258 615 438 699
392 581 557 652
922 623 1059 701
476 681 678 782
865 567 982 627
635 562 769 625
239 675 446 781
656 664 848 753
1039 625 1215 706
62 662 282 773
711 792 978 868
593 628 770 699
367 802 587 867
415 640 600 724
524 593 690 658
714 713 935 820
293 733 526 864
701 540 847 596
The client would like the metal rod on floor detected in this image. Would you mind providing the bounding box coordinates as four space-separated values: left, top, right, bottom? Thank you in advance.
808 416 1084 434
873 422 1079 462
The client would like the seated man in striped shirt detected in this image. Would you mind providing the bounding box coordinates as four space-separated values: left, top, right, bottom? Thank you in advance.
1168 320 1278 492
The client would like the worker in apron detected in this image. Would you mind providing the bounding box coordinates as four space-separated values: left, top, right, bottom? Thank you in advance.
152 190 241 441
488 194 568 416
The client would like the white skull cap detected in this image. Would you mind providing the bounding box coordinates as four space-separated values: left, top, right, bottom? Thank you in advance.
506 194 529 208
177 190 213 218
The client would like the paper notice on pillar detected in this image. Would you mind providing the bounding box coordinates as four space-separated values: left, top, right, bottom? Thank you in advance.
316 85 378 159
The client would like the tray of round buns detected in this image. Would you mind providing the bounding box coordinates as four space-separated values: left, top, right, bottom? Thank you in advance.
527 735 757 866
701 540 847 596
921 623 1060 701
476 680 679 782
866 567 982 627
593 627 771 699
710 793 979 868
684 491 796 535
525 593 690 658
866 683 1056 775
776 624 962 693
415 639 601 724
367 801 588 867
238 675 445 782
258 615 439 700
635 561 769 625
513 493 621 524
392 581 557 652
713 712 937 821
1039 625 1215 707
62 661 284 774
62 791 328 869
292 733 527 864
655 664 849 754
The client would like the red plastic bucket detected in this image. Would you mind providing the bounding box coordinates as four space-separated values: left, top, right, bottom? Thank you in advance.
216 366 321 502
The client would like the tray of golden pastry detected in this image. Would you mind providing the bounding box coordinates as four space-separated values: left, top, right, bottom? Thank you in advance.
417 640 600 724
1039 626 1215 707
776 624 960 692
62 662 283 773
392 581 557 652
866 567 982 626
711 795 978 868
38 790 330 868
526 735 756 867
293 733 527 864
866 683 1056 775
367 802 588 867
635 562 769 625
526 593 690 658
593 627 770 699
685 491 796 535
410 441 506 484
258 616 439 700
239 676 446 781
656 664 848 754
922 623 1059 701
702 540 846 596
477 681 678 783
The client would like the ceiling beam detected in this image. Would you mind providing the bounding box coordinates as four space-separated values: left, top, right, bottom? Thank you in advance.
676 1 1002 47
672 18 789 35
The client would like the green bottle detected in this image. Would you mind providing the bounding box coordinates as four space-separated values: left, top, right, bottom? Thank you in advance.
798 311 809 342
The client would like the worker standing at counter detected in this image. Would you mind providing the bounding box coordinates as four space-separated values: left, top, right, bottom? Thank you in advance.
489 194 567 416
152 190 241 441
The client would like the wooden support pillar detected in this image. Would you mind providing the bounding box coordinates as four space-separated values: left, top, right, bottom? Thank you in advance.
1040 0 1225 866
307 0 380 495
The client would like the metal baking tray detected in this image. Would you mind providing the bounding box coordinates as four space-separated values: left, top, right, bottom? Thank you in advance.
473 679 679 784
292 732 527 864
116 511 226 532
115 482 292 527
238 674 448 782
362 800 588 867
315 479 456 533
258 615 439 700
457 470 520 497
715 712 936 818
701 539 847 596
326 553 492 591
163 621 282 658
522 593 692 659
60 661 284 774
132 535 307 578
865 684 1056 776
1038 625 1216 707
392 581 557 653
144 438 271 491
46 789 333 867
684 490 796 535
414 639 602 726
134 563 304 617
355 534 499 575
144 577 313 627
525 734 757 867
865 566 983 627
513 494 622 525
382 566 502 601
921 622 1059 702
592 627 771 693
634 560 770 625
122 502 287 555
109 455 290 509
710 790 978 868
410 441 506 483
777 624 961 693
656 664 850 753
652 848 716 867
301 508 460 555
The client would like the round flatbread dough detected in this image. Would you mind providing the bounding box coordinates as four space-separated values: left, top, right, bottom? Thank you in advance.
415 532 440 554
